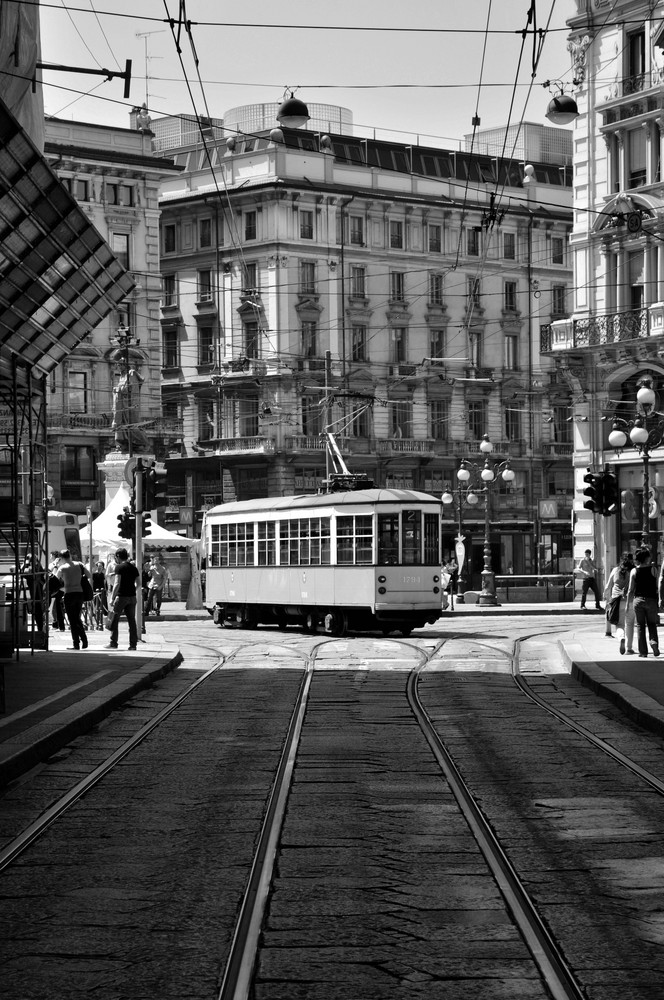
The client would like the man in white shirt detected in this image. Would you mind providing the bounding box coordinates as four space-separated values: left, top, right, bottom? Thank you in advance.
578 549 603 611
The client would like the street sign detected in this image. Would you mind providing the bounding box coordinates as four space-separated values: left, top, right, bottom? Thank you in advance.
123 458 138 486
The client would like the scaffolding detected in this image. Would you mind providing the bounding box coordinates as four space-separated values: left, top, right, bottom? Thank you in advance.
0 359 49 658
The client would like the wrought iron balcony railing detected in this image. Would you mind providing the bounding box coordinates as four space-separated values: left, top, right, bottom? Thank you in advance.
541 307 654 353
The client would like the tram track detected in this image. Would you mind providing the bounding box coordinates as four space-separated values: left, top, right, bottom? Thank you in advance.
3 624 664 998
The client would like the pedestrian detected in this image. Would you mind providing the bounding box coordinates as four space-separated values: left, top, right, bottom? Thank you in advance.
56 549 93 650
603 552 635 651
145 557 167 616
48 554 65 630
105 547 140 650
445 554 459 596
627 547 660 658
20 555 45 631
577 548 603 611
92 561 108 629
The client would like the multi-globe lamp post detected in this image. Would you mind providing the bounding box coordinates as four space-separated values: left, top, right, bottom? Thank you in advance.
442 473 481 605
443 436 515 607
607 379 664 548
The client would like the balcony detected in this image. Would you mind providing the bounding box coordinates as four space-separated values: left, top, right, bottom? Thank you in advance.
541 441 573 458
389 363 417 376
297 358 326 372
377 438 436 457
221 357 267 378
47 412 111 431
541 307 659 353
148 416 184 439
212 436 276 456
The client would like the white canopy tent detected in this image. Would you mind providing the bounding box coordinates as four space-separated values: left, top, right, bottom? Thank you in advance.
80 482 198 557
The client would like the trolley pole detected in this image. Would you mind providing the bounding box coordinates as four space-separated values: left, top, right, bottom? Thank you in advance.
134 458 144 640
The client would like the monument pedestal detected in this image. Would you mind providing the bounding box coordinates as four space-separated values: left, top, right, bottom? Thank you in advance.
97 452 154 508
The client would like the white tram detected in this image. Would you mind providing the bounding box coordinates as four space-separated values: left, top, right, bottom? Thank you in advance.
204 488 444 635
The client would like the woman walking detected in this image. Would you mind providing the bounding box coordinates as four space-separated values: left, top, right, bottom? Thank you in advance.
603 552 635 653
627 548 660 659
56 549 93 650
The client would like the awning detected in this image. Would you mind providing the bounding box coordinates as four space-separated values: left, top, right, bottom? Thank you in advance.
0 97 135 384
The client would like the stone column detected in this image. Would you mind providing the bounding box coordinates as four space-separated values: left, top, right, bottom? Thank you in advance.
616 246 627 311
616 130 625 192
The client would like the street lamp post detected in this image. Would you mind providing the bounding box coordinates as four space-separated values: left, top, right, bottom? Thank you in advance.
608 379 664 548
476 435 515 606
442 475 480 605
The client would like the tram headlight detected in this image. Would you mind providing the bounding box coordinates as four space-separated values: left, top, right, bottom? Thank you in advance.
433 575 439 583
378 575 386 583
433 586 440 594
378 586 387 595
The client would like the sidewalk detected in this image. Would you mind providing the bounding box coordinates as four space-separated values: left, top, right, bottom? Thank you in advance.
0 603 208 787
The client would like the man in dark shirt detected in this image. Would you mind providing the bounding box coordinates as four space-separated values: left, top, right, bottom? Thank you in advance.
105 547 140 650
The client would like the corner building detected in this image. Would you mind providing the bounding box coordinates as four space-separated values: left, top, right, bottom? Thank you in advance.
160 127 573 589
545 1 664 574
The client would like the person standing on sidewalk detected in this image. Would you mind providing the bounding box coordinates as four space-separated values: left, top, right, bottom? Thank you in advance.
577 549 603 611
145 557 167 617
105 548 140 651
56 549 92 650
627 547 660 658
603 552 635 651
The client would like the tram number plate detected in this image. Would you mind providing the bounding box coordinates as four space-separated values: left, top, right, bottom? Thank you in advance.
402 575 421 584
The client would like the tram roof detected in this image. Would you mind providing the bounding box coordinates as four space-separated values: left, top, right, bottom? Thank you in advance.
205 489 441 518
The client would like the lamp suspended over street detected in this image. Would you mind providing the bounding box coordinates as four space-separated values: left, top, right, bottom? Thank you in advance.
607 379 664 547
276 89 310 128
543 80 580 126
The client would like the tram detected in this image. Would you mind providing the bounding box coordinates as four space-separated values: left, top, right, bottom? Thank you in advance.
204 488 444 635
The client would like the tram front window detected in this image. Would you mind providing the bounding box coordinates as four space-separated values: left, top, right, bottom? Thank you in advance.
378 513 399 565
402 509 422 565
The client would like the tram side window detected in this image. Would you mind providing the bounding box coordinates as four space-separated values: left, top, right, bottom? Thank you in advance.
402 509 422 565
378 514 399 565
337 515 373 565
213 522 254 566
257 522 276 565
278 517 332 564
424 513 440 565
210 524 222 566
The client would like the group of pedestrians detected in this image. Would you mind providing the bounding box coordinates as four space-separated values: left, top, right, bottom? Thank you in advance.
37 548 173 652
596 547 661 658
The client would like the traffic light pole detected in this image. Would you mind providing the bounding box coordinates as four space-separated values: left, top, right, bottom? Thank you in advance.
134 458 144 640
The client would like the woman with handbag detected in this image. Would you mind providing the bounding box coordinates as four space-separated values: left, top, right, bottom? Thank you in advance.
603 552 635 652
56 549 93 651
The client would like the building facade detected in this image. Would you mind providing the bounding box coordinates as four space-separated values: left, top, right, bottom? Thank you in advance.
544 0 664 576
157 127 574 588
43 119 183 515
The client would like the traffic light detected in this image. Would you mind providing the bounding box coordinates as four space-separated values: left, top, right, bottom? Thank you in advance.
144 464 168 509
583 472 603 513
601 472 619 516
141 513 152 537
116 509 136 539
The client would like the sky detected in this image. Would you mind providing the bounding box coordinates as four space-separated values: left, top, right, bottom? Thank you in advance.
39 1 577 149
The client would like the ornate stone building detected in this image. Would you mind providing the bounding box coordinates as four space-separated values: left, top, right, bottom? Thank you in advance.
544 0 664 574
43 119 182 515
157 126 574 587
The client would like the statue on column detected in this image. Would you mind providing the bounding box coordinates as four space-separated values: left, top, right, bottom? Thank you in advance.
112 367 149 452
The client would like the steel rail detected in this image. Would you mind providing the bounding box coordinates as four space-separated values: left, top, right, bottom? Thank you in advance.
0 649 224 873
407 658 586 1000
512 634 664 796
217 659 313 1000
